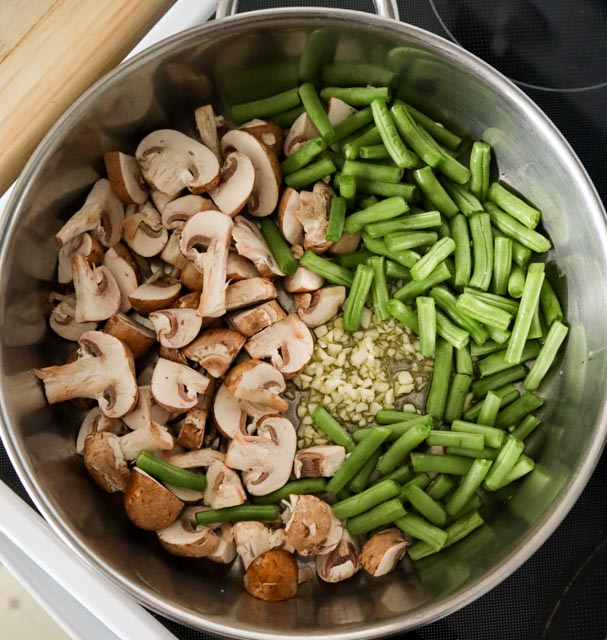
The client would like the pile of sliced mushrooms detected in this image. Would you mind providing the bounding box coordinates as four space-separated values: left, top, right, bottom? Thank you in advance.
34 102 409 602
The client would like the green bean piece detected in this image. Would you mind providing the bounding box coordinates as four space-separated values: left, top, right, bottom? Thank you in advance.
455 292 513 331
425 339 454 421
337 173 356 208
231 87 301 124
385 231 438 252
527 305 543 340
376 424 431 475
427 429 483 451
358 195 379 209
298 28 336 83
410 237 456 282
484 436 524 491
252 479 328 505
344 196 409 234
478 341 540 378
334 250 374 269
322 62 396 88
436 310 470 349
366 211 443 238
446 458 492 517
447 446 499 460
284 157 336 190
430 286 490 346
492 236 513 295
348 450 382 493
359 144 391 160
494 455 535 489
452 419 505 449
336 488 353 501
363 235 420 269
464 288 520 314
411 453 473 475
333 479 401 519
463 384 520 421
311 407 355 452
370 99 418 169
299 250 354 286
259 218 298 276
320 86 392 106
468 212 493 291
376 409 420 424
352 418 430 442
510 238 532 267
195 505 280 526
440 177 483 216
343 159 403 184
343 126 382 159
409 510 484 560
357 179 418 200
488 182 541 229
485 201 551 253
401 473 432 494
281 136 327 175
470 340 505 356
387 298 419 332
413 166 459 217
401 484 448 527
456 345 474 375
495 392 543 428
326 196 347 243
343 264 374 332
136 450 206 491
451 214 472 287
438 215 452 240
476 390 502 427
443 373 472 422
469 141 491 200
327 427 391 494
385 260 411 279
367 256 390 321
508 265 527 299
471 365 527 398
416 296 437 356
426 474 458 501
347 498 406 536
271 105 306 128
511 415 541 441
391 104 443 167
298 83 334 143
524 321 569 391
333 107 375 143
398 102 462 151
375 465 414 486
395 513 448 549
540 279 564 327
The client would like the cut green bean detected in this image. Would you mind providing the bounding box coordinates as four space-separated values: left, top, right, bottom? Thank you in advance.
270 105 306 128
391 103 443 167
410 237 455 282
425 339 454 421
395 513 448 549
464 288 520 315
333 479 401 519
363 235 421 269
298 28 336 84
343 125 382 159
343 159 403 184
430 286 490 346
333 106 374 143
478 341 540 378
395 263 451 302
326 196 347 242
281 136 327 175
375 465 414 486
367 256 390 321
470 340 505 357
443 373 472 422
231 87 301 124
401 484 448 527
427 429 483 451
463 384 520 421
195 505 280 526
446 458 492 517
299 250 354 286
322 63 396 88
451 214 472 287
347 498 406 536
427 474 458 501
387 298 418 332
344 196 409 234
485 201 551 253
320 86 392 106
385 260 411 279
468 212 493 291
413 166 459 217
377 424 431 475
435 148 471 184
366 416 434 442
511 415 541 441
371 99 418 169
284 156 336 189
508 265 526 299
469 141 491 201
447 446 499 460
348 450 381 493
259 218 298 276
440 178 483 216
527 306 543 340
399 102 462 151
417 296 437 356
524 321 569 391
376 409 420 424
343 263 374 332
540 280 564 327
471 365 527 398
476 390 502 427
456 293 513 331
136 450 206 491
335 250 374 269
452 419 505 448
358 195 379 209
492 236 512 295
456 345 474 375
359 144 391 160
357 179 418 200
488 182 541 229
411 453 473 475
298 82 334 143
386 231 438 252
311 406 355 452
495 391 543 428
494 454 535 488
436 310 470 349
484 436 524 491
252 478 328 504
401 473 432 494
366 211 442 238
438 215 452 239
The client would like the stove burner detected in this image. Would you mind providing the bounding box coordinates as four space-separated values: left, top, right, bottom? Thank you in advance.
429 0 607 92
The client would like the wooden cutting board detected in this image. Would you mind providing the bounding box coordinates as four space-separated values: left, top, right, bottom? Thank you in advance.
0 0 175 195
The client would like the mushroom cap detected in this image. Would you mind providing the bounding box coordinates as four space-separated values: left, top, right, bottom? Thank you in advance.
227 252 260 281
180 261 204 291
102 243 141 313
283 266 325 293
360 528 408 577
293 445 347 478
124 467 184 531
225 277 277 311
49 293 98 341
204 460 247 509
150 358 210 413
128 276 182 315
194 104 222 160
244 549 298 602
57 233 104 284
296 186 333 255
225 414 296 496
239 119 284 157
161 194 214 230
212 383 248 439
244 313 314 379
157 512 219 558
327 97 358 126
123 201 168 257
294 286 346 328
160 230 188 270
315 529 361 583
76 407 125 455
328 230 362 254
136 129 220 196
284 112 319 156
104 312 156 359
224 359 288 413
228 300 287 337
163 448 225 468
232 216 284 278
149 308 202 349
221 130 281 217
176 407 207 450
182 328 245 378
104 151 148 205
172 291 201 310
283 494 333 556
233 521 290 570
119 422 174 461
121 384 153 431
209 152 255 218
206 523 237 564
276 188 304 246
83 431 130 493
72 254 121 323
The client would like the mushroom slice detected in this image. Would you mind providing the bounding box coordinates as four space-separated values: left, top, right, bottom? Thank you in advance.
149 308 202 349
34 331 138 418
180 210 233 318
227 252 260 281
77 408 125 455
150 188 177 213
209 152 255 218
296 186 333 255
172 291 201 310
119 422 174 461
316 529 361 583
104 151 148 204
276 188 304 246
124 467 184 531
316 510 344 555
221 130 281 217
136 129 220 196
282 494 333 556
194 104 221 160
206 524 237 564
104 312 156 359
294 286 346 327
180 261 204 291
103 243 141 312
213 383 248 439
360 529 408 577
157 512 219 558
182 328 245 378
122 385 154 431
293 445 346 478
225 277 277 311
244 313 314 379
128 276 182 315
176 407 207 450
327 97 357 126
204 460 246 509
284 112 319 156
160 229 188 270
283 266 324 293
83 432 130 493
239 119 284 157
244 550 298 602
228 300 287 337
49 293 98 341
123 202 168 257
72 254 121 322
233 521 290 570
161 194 214 230
232 216 284 278
55 179 124 248
328 230 361 254
225 414 296 496
150 358 209 413
163 448 225 468
224 359 288 413
57 233 104 284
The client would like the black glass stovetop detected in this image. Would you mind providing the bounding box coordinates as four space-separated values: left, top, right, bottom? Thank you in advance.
2 1 607 639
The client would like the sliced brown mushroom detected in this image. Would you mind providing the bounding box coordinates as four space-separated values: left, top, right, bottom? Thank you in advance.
72 254 121 322
55 179 124 248
128 275 182 315
294 286 346 327
136 129 220 196
209 152 255 217
49 293 98 341
227 251 260 281
227 300 287 337
182 328 245 378
57 233 104 284
244 550 298 602
104 312 156 359
276 187 304 247
161 194 214 230
240 119 284 157
232 216 284 277
171 291 201 310
104 151 148 204
283 266 324 293
150 357 209 413
212 383 248 439
102 243 141 312
233 521 290 570
180 261 204 291
119 422 174 460
121 385 154 431
123 202 168 257
327 97 357 126
221 130 281 217
225 277 277 311
206 524 237 564
284 112 319 156
124 467 184 531
150 188 177 213
34 331 138 418
359 529 408 577
180 210 233 318
293 445 346 478
157 509 219 558
83 431 130 493
159 230 188 270
295 184 333 255
76 407 125 455
244 313 314 378
204 460 247 509
328 230 361 254
225 414 296 496
194 104 222 160
176 407 207 450
315 529 361 583
224 359 288 413
162 448 225 468
282 494 333 556
149 308 202 349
